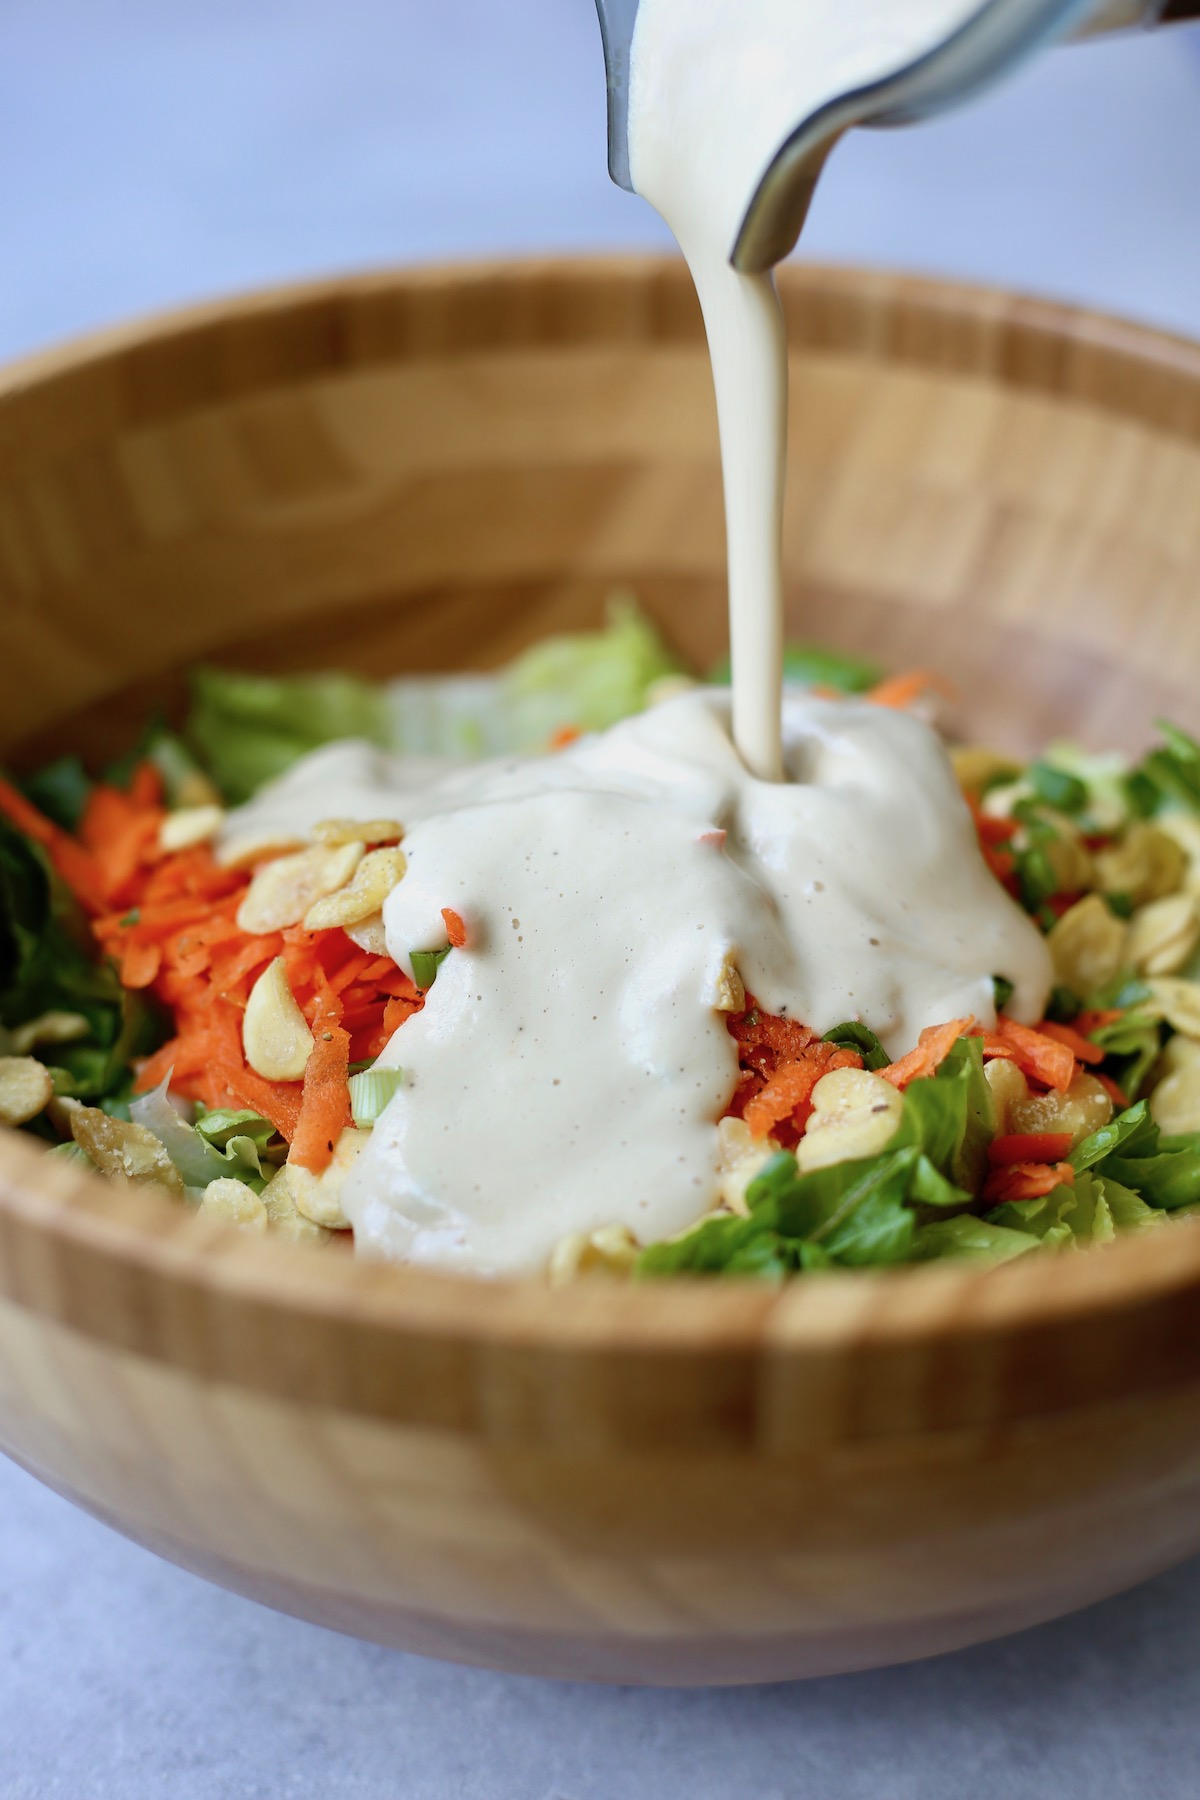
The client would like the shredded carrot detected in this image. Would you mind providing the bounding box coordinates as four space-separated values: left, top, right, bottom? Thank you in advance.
119 938 163 989
289 1019 352 1171
881 1017 974 1090
1074 1009 1123 1038
548 725 581 751
866 669 958 711
0 776 104 905
988 1131 1073 1167
983 1161 1075 1206
1036 1019 1105 1066
993 1015 1077 1093
217 1065 303 1140
442 907 468 948
742 1042 862 1139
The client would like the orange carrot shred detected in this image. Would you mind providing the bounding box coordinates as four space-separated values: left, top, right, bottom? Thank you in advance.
993 1015 1077 1093
881 1017 974 1090
442 907 467 948
289 1020 351 1172
0 776 104 906
866 669 958 711
119 939 162 989
1036 1020 1104 1066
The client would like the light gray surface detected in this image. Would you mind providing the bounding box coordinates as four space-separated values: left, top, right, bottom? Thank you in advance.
3 4 1200 1796
3 1450 1200 1800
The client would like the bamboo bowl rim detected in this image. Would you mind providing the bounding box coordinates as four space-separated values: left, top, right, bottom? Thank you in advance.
5 256 1200 1444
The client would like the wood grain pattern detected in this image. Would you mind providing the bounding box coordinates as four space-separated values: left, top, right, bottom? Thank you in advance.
2 259 1200 1682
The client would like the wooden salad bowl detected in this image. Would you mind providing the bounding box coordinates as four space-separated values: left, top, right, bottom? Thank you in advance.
3 258 1200 1685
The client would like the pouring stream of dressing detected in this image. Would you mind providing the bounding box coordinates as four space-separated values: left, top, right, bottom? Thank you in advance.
627 0 988 780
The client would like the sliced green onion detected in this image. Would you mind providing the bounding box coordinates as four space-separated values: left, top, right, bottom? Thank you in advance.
1028 761 1087 814
349 1066 404 1127
410 946 451 989
822 1021 889 1070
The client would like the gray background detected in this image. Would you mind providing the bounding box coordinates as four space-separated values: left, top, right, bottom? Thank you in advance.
3 3 1200 1795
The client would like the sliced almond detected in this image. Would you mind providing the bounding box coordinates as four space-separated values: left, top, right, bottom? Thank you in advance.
218 834 308 873
303 846 408 931
547 1223 639 1285
709 949 746 1014
1127 893 1200 978
243 957 314 1081
312 817 404 848
0 1056 54 1127
198 1177 269 1232
346 912 389 956
1145 977 1200 1038
175 770 223 809
159 803 225 853
236 841 363 934
6 1011 90 1055
261 1164 334 1243
284 1126 367 1229
59 1098 184 1194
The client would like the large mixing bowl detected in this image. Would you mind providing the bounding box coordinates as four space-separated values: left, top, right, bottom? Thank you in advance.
2 259 1200 1684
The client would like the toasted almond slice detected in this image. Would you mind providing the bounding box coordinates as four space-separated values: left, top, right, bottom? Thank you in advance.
710 949 745 1013
303 846 408 931
1146 977 1200 1038
6 1010 90 1055
312 817 404 848
261 1164 334 1243
175 770 223 809
1127 893 1200 978
159 803 225 853
285 1126 366 1229
236 841 364 934
217 834 308 873
346 912 389 956
59 1098 184 1193
198 1177 269 1232
547 1223 639 1285
243 957 315 1081
0 1056 54 1127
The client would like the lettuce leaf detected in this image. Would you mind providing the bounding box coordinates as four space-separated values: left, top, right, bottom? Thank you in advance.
912 1213 1040 1263
500 595 683 747
187 668 392 803
0 818 161 1103
822 1021 889 1070
129 1079 278 1192
709 643 881 693
895 1036 995 1193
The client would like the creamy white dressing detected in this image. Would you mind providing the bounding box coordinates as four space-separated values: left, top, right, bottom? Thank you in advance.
222 693 1050 1275
218 0 1056 1275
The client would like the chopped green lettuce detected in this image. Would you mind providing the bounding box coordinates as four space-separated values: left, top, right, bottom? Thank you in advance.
499 595 684 747
187 668 392 803
0 817 161 1106
18 756 92 831
129 1079 279 1193
821 1021 889 1070
709 643 881 693
912 1213 1040 1263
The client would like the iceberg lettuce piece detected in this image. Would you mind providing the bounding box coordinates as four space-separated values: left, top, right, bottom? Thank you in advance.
499 594 684 748
188 668 392 803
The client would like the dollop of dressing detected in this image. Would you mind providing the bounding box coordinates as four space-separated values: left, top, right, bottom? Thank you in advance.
221 693 1051 1275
